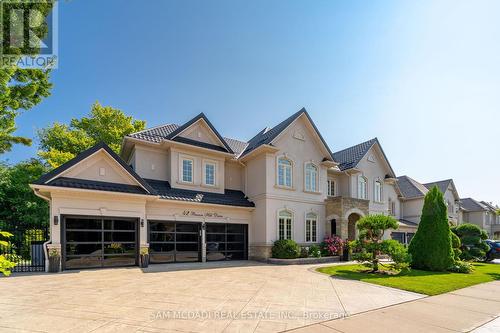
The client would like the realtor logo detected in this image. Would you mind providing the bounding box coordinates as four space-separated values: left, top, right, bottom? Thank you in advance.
0 0 58 68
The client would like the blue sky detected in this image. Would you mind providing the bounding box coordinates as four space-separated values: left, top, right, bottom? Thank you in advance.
4 0 500 204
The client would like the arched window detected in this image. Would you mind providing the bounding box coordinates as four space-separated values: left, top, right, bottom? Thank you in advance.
305 212 318 242
278 210 293 240
305 163 318 192
358 176 367 199
374 180 382 202
277 158 292 188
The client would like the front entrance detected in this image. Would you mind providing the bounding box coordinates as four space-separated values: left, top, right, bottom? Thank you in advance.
347 213 361 241
62 216 138 270
149 221 201 263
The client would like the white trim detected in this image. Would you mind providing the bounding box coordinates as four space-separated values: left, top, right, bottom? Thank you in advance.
304 161 320 193
276 154 294 189
277 208 294 240
358 175 368 200
179 154 195 184
202 159 218 187
327 178 337 197
304 211 318 243
374 178 383 203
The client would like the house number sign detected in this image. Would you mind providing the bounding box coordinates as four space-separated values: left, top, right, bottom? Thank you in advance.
182 211 223 218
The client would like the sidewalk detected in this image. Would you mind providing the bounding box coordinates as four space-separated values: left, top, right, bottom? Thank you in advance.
288 281 500 333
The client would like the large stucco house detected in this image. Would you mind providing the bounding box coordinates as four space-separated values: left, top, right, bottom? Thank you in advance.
460 198 500 238
30 109 495 271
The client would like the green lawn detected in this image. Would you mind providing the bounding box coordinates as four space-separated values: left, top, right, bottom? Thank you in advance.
317 263 500 296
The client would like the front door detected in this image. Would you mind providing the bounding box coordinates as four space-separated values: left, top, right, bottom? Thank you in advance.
63 216 138 270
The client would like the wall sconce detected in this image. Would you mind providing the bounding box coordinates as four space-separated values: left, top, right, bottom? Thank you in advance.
140 219 144 227
54 216 59 225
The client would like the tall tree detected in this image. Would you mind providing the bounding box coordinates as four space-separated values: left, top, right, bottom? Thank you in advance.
408 186 455 271
0 159 49 231
38 102 146 167
0 1 54 153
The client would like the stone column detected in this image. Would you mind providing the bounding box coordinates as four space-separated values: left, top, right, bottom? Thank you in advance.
338 218 348 240
201 222 207 262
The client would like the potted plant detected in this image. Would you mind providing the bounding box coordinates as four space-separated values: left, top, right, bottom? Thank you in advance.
140 247 149 268
48 248 60 273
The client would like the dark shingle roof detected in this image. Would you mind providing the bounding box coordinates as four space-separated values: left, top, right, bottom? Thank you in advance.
460 198 487 212
34 142 155 194
240 108 334 160
397 175 428 199
480 201 498 212
129 124 179 143
145 179 255 207
398 219 419 227
223 137 248 156
47 177 148 195
128 114 237 154
423 179 452 194
333 138 378 171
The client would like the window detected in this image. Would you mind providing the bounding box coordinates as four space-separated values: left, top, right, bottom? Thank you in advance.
305 212 318 242
278 158 292 187
391 232 405 244
278 210 293 240
305 163 318 192
374 180 382 202
204 161 216 186
327 179 335 197
358 176 367 199
447 201 453 214
182 159 193 183
388 198 396 216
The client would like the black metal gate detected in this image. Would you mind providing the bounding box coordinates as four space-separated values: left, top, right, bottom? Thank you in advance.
0 223 49 272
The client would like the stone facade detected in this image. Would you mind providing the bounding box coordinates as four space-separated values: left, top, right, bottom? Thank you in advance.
325 196 370 239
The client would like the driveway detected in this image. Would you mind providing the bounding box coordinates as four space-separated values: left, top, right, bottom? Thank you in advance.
0 261 422 332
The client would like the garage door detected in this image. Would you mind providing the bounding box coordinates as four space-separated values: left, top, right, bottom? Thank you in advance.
206 223 247 261
149 221 201 263
63 216 138 270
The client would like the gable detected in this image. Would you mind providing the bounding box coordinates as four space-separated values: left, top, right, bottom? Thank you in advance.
271 112 333 160
355 144 395 179
177 120 223 147
61 150 138 185
272 114 330 160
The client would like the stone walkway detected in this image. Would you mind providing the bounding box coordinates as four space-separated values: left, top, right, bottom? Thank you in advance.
0 261 422 332
289 281 500 333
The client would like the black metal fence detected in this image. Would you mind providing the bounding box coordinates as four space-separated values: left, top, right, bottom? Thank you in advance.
0 223 49 272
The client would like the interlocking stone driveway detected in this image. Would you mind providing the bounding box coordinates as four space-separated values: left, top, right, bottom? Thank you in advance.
0 261 423 332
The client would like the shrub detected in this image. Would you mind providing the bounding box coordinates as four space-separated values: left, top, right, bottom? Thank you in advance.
299 247 309 258
308 245 321 258
452 224 490 261
0 230 17 276
448 261 474 274
408 186 455 271
380 239 412 271
450 231 462 261
271 239 300 259
320 235 344 256
351 214 400 272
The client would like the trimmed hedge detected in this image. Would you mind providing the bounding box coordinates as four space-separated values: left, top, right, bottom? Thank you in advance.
271 239 300 259
408 186 455 271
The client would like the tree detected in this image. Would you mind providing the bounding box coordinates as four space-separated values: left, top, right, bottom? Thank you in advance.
0 159 49 232
0 231 16 276
37 102 146 167
351 214 411 272
451 224 490 261
408 186 455 271
1 1 54 153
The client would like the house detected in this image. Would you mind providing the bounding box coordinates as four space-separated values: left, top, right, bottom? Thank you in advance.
395 176 461 244
30 107 489 272
460 198 500 238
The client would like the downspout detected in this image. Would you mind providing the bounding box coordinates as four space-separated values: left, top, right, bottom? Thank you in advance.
33 188 51 272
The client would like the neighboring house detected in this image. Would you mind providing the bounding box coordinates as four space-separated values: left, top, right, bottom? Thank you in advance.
460 198 500 238
396 176 461 244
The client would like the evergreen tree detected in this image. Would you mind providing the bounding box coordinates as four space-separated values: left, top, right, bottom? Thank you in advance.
408 186 455 271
